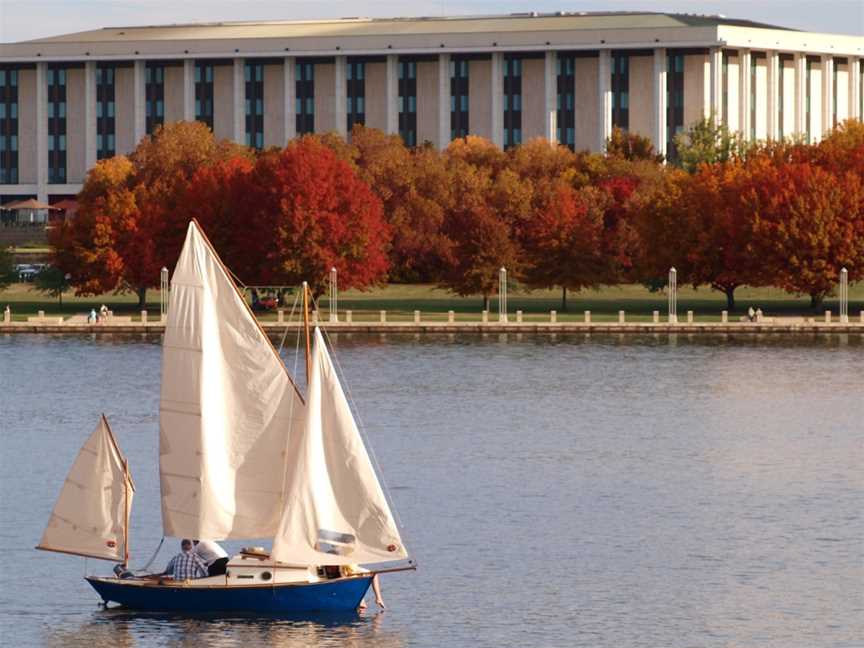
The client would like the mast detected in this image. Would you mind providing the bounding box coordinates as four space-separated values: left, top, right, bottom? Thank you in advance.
302 281 312 385
123 459 130 568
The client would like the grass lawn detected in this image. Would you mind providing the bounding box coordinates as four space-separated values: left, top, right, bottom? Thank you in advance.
2 282 861 323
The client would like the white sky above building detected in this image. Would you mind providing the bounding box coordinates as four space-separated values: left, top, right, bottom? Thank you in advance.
1 0 862 43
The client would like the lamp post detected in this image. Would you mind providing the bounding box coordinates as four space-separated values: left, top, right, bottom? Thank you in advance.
329 267 338 323
668 267 677 324
839 267 848 323
160 267 169 321
499 267 508 323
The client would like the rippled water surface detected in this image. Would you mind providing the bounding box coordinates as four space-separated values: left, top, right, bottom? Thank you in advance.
1 333 862 647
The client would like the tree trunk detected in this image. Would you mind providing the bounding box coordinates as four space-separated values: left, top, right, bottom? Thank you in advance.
809 293 824 310
561 286 568 312
482 294 489 312
137 287 147 309
724 286 735 311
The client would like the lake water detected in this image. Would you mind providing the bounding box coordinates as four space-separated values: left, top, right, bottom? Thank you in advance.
1 332 862 647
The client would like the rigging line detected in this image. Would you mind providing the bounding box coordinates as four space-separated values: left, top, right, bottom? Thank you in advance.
132 536 165 574
276 290 301 355
315 311 409 538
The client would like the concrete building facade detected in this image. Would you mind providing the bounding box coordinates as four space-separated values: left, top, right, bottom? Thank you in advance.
0 12 861 203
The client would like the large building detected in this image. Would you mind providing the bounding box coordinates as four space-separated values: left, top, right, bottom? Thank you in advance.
0 12 862 204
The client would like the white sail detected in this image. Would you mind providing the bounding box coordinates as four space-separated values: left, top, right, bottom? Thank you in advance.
271 328 407 566
37 416 133 562
159 221 304 540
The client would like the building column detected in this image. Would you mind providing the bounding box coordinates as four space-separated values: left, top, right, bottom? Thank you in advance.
490 52 504 148
850 58 861 121
385 54 398 135
738 49 751 140
183 59 195 121
84 61 96 172
133 60 146 144
334 56 347 138
232 58 244 144
544 50 557 143
821 55 834 134
709 47 723 122
794 52 806 137
284 57 296 142
766 51 779 139
652 48 667 158
36 62 48 202
438 53 450 149
701 52 711 119
597 49 612 152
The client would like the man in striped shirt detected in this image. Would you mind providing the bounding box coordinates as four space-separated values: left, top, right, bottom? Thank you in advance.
162 539 208 580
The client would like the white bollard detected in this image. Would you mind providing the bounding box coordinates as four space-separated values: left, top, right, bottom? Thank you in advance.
379 310 386 323
277 309 284 324
3 307 10 324
447 310 455 324
550 310 557 323
482 310 489 324
584 310 591 323
824 310 831 324
141 310 148 324
312 310 319 325
618 310 625 324
516 310 523 323
721 310 728 323
687 310 694 323
345 310 352 323
652 310 659 323
860 310 864 324
38 310 45 319
414 310 420 324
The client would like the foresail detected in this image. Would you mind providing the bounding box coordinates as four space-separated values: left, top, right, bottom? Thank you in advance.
37 416 133 562
160 221 304 540
271 328 407 566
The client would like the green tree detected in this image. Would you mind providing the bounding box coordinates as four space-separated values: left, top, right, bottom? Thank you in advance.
673 116 743 173
0 247 16 290
34 266 72 307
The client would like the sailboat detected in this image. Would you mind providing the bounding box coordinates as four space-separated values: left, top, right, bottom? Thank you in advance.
37 220 413 612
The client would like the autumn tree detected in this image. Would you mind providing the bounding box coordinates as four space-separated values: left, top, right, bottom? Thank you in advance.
227 137 390 297
606 127 664 163
51 121 248 306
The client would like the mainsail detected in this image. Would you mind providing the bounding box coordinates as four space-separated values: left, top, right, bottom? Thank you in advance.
159 221 304 540
37 415 133 562
271 328 408 566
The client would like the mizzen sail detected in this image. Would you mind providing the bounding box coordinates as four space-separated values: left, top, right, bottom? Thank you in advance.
37 415 133 562
271 328 407 566
159 221 304 540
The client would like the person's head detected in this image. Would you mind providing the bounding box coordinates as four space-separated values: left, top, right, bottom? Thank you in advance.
193 540 199 546
181 539 193 552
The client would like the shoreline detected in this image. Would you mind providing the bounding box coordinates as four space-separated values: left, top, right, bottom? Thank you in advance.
3 321 863 335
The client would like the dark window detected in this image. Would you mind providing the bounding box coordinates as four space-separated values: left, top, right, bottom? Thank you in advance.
398 59 417 147
556 54 575 149
722 52 729 125
450 56 469 140
503 56 522 150
805 58 812 142
611 53 629 130
778 62 784 139
47 65 66 184
195 62 214 129
0 67 19 184
245 62 264 150
346 61 365 132
145 63 165 135
96 64 116 160
750 56 758 140
296 61 314 135
666 53 685 160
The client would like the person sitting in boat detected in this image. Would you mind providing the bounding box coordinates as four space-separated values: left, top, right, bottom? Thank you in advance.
162 539 208 581
193 539 229 576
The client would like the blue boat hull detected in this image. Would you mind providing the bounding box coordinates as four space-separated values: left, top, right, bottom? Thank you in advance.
86 576 373 613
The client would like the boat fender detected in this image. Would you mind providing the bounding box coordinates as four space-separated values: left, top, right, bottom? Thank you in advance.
260 571 272 581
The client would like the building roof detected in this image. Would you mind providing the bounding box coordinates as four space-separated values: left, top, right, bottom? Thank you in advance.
19 13 795 44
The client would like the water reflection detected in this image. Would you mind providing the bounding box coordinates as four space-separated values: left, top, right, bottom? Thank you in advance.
45 610 399 648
